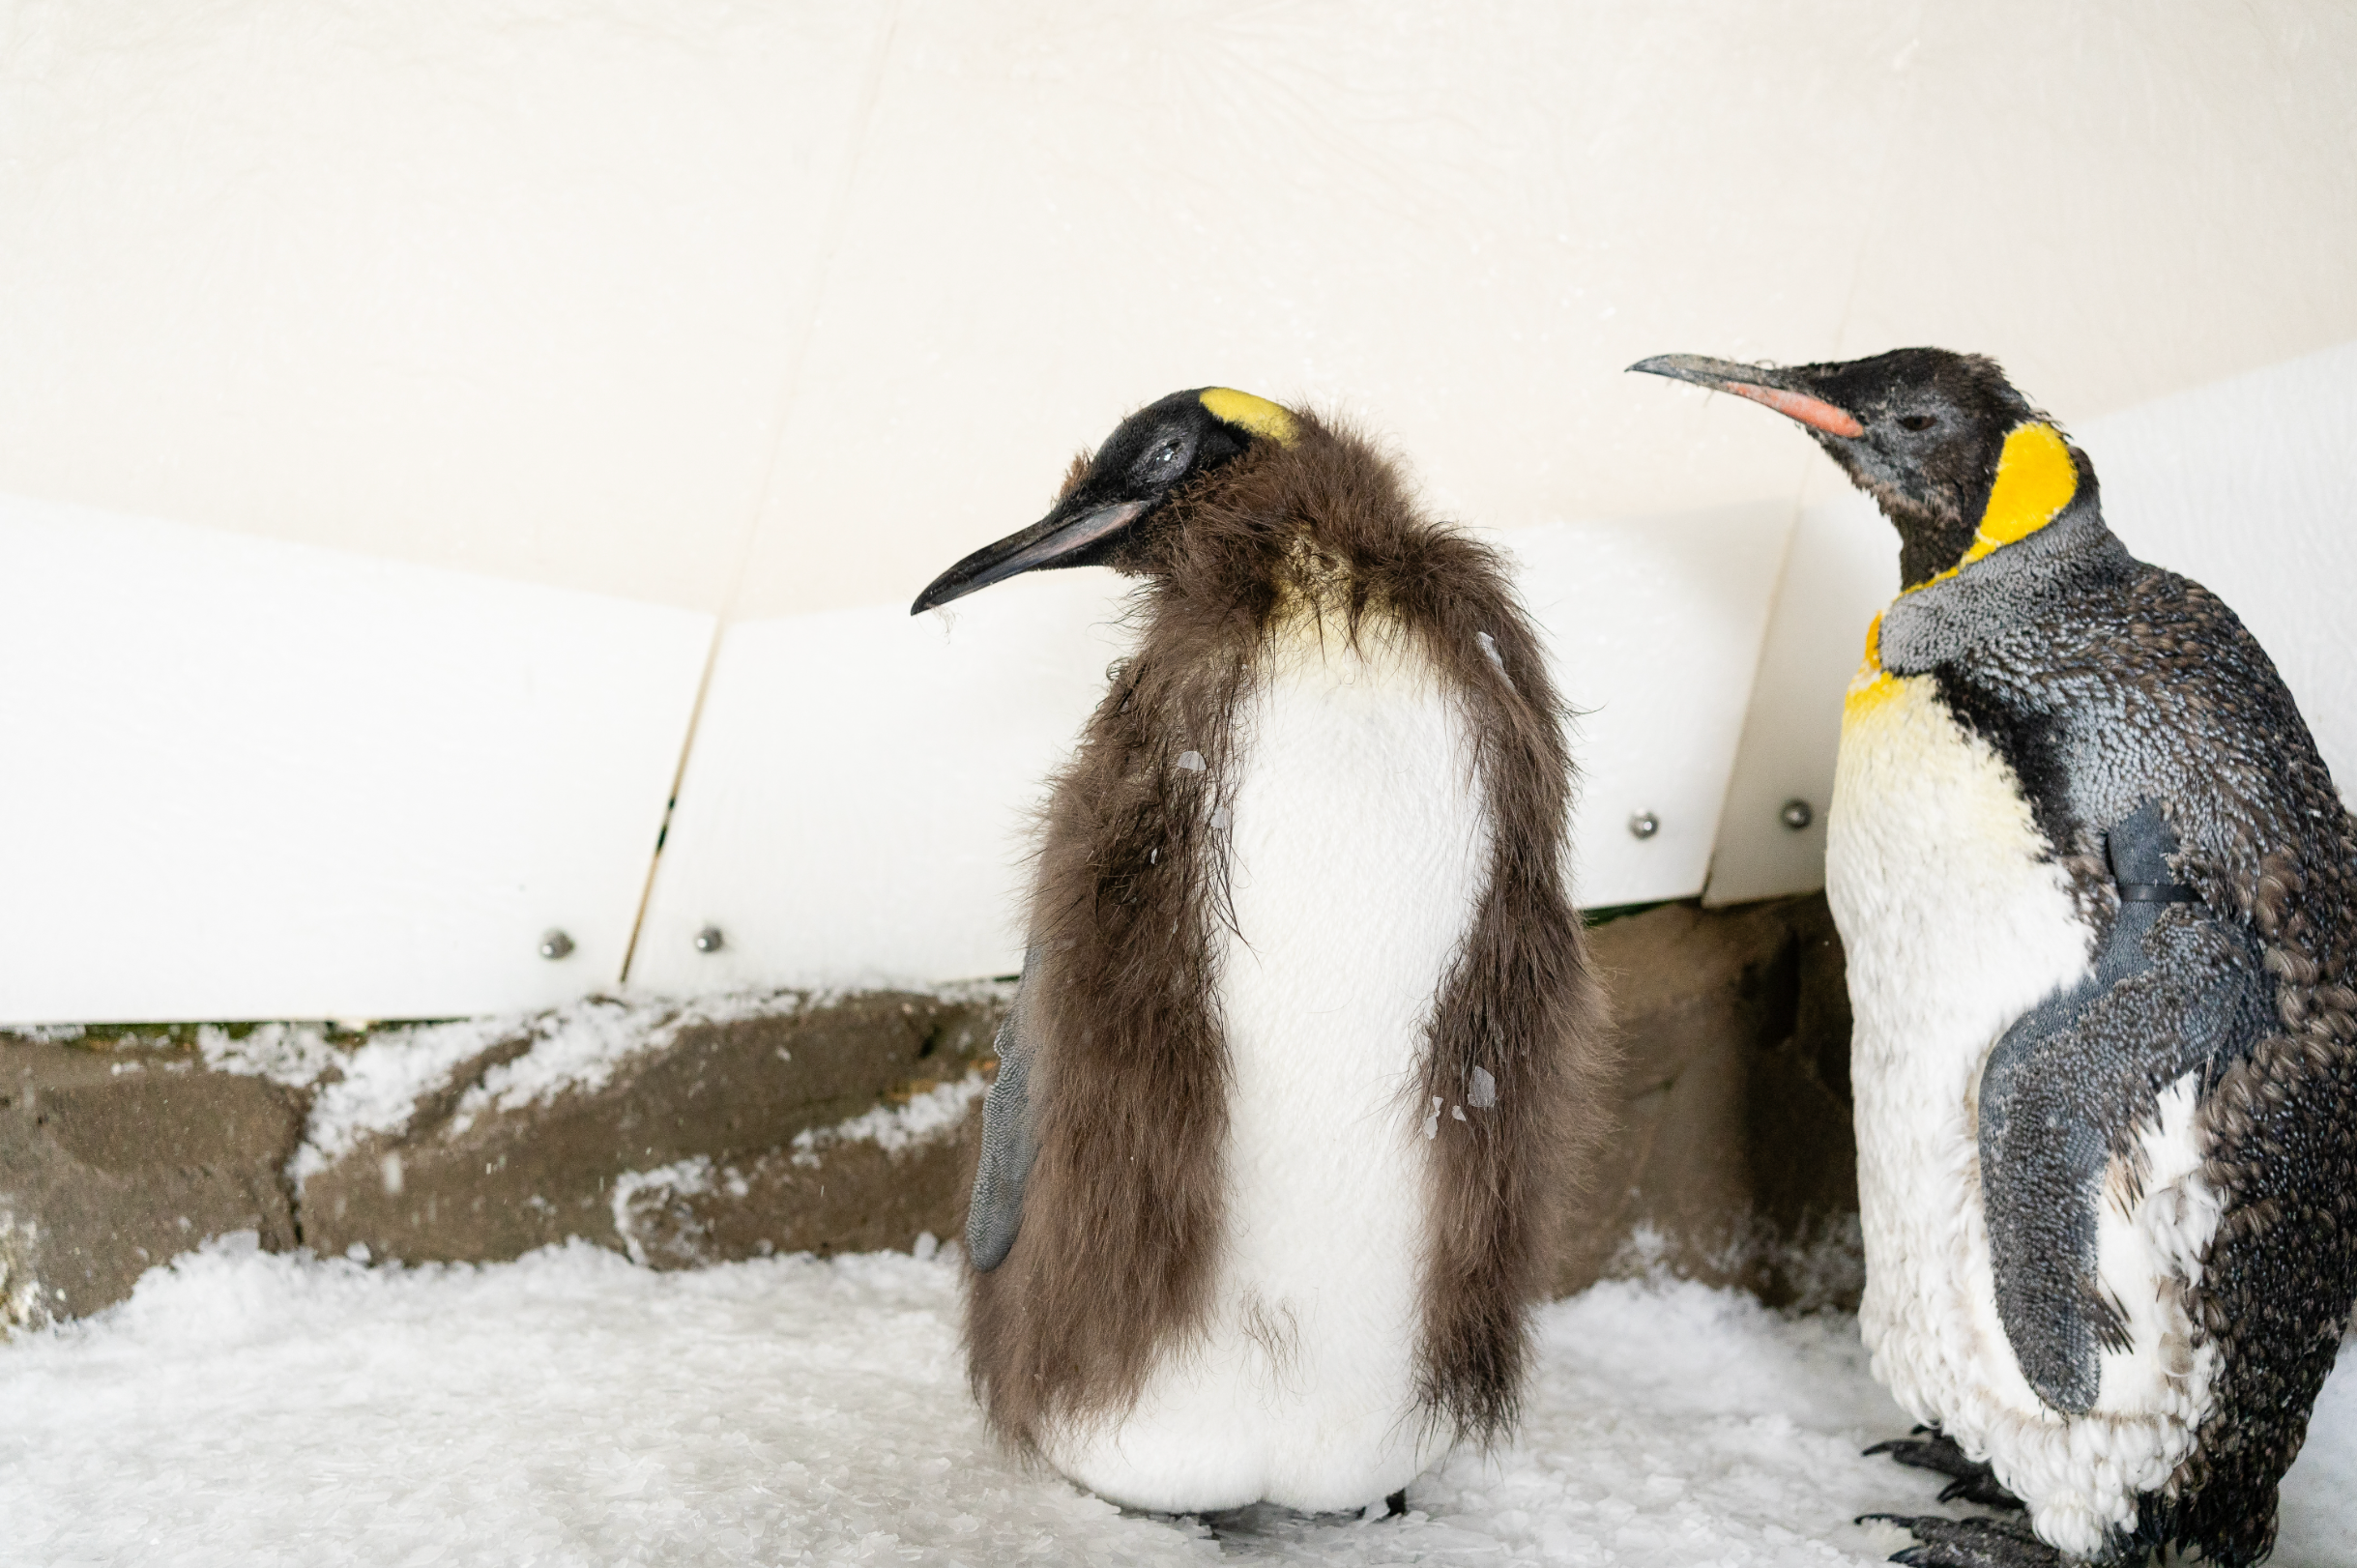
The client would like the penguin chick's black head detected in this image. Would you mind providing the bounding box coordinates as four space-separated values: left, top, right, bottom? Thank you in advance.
910 388 1300 614
1630 348 2073 590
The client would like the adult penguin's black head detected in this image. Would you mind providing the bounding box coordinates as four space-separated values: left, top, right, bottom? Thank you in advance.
911 388 1300 614
1629 348 2081 590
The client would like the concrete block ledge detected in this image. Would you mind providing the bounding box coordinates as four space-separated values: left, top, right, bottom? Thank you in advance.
2 895 1856 1331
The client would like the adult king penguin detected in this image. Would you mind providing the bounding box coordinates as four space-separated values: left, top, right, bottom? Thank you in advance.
911 388 1606 1515
1631 348 2357 1566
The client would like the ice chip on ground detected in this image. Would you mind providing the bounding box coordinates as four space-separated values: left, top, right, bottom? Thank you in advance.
610 1158 719 1266
379 1153 404 1195
1469 1065 1498 1108
1177 750 1206 771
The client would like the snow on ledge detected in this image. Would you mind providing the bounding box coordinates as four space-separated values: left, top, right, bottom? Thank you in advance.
789 1073 989 1166
288 983 1006 1189
290 1012 538 1186
607 1075 990 1265
289 991 803 1186
196 1023 342 1089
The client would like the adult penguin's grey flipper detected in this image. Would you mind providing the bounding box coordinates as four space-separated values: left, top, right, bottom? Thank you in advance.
1976 802 2272 1412
967 949 1042 1272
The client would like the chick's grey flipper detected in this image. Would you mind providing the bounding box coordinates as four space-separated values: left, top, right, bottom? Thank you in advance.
1978 802 2272 1412
968 949 1041 1272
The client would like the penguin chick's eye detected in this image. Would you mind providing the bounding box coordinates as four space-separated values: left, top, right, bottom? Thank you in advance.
1896 414 1937 432
1134 431 1196 483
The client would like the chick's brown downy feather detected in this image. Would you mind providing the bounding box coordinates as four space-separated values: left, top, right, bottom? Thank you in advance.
963 411 1612 1455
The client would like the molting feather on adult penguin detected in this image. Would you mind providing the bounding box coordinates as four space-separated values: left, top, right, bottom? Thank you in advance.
1630 349 2357 1566
912 388 1609 1515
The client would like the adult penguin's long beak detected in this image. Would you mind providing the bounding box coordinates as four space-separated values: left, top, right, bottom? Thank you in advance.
911 498 1149 615
1628 354 1866 439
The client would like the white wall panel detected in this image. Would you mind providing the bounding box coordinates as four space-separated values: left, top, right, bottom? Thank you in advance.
630 571 1133 994
728 0 1918 620
1702 341 2357 905
7 1 2350 624
0 494 711 1023
720 0 2356 621
0 0 888 610
1838 4 2357 416
1701 474 1890 906
1502 510 1790 909
2 1 2351 1016
636 510 1787 993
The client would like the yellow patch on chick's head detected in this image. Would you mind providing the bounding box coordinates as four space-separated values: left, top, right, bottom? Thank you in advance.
1199 388 1300 447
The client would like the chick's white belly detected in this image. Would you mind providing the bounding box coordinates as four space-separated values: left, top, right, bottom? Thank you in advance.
1831 671 2218 1558
1046 629 1488 1513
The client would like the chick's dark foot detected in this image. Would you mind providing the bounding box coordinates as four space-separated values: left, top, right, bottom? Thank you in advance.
1865 1429 2025 1511
1859 1512 2059 1568
1384 1489 1408 1518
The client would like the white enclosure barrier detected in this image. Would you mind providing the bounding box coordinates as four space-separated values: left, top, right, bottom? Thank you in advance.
632 571 1135 994
3 349 2349 1019
0 495 711 1023
2 3 2350 1018
632 506 1790 995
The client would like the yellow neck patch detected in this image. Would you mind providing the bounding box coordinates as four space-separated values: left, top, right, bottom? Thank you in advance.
1962 421 2077 566
1850 423 2079 721
1200 387 1300 447
1890 421 2080 595
1846 613 1899 717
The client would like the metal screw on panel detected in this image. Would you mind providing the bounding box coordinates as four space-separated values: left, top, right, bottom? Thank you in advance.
1627 811 1660 841
538 929 575 961
1780 799 1815 831
693 925 726 954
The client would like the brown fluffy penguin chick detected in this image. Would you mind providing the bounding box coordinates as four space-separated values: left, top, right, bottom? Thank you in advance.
911 388 1611 1515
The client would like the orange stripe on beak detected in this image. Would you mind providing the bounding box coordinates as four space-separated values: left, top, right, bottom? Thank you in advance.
1722 382 1865 438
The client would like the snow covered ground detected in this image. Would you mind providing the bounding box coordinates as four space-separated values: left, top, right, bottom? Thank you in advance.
3 1241 2351 1567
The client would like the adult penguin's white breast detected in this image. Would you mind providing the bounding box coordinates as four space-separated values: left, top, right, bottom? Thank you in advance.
1045 615 1492 1513
1830 662 2223 1551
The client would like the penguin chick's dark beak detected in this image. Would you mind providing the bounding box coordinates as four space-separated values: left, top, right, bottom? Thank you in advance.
910 498 1149 615
1628 354 1866 439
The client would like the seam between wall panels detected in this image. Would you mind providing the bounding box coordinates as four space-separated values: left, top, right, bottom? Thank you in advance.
1697 492 1805 907
619 2 906 984
618 616 719 985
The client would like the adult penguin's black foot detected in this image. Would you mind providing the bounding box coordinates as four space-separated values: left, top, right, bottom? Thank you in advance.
1865 1429 2024 1511
1384 1489 1408 1519
1859 1513 2060 1568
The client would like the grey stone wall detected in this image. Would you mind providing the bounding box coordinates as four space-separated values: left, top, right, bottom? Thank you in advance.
1 895 1856 1330
1560 894 1858 1310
